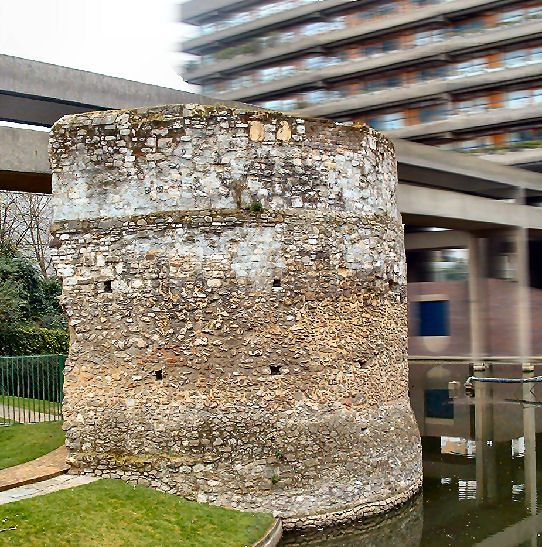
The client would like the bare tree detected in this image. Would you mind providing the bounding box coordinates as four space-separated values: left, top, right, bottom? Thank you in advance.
0 192 25 250
0 191 53 277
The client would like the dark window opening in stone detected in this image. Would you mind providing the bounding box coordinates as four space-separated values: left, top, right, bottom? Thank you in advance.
103 280 112 293
155 369 163 380
273 279 281 288
270 365 282 375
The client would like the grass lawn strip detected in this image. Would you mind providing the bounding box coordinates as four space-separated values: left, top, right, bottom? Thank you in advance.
1 396 61 415
1 478 274 546
0 421 64 470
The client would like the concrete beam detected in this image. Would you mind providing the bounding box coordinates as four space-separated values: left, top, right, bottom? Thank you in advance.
0 55 246 127
478 148 542 169
394 139 542 197
0 126 49 173
0 126 51 193
398 183 542 231
405 230 470 250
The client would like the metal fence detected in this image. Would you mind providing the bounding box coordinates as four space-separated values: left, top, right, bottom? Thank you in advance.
0 354 66 425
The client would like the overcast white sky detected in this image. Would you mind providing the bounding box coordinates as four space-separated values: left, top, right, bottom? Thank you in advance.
0 0 197 91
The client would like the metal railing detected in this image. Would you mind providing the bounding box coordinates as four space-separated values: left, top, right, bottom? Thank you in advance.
0 354 66 425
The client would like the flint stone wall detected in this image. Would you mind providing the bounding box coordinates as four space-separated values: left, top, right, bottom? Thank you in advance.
49 104 422 529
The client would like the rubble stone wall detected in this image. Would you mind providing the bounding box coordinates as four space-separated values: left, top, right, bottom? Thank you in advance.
49 104 421 529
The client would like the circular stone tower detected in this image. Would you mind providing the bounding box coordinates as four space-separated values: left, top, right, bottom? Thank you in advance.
49 104 421 528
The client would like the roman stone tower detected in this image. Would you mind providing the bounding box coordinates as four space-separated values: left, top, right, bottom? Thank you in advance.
49 104 421 528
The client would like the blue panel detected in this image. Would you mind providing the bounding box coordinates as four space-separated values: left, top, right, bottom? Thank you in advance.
425 389 454 419
419 300 449 336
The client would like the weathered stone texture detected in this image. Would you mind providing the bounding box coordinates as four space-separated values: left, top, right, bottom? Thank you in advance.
49 104 421 528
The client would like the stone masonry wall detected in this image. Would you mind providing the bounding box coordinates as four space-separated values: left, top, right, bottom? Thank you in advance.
49 104 422 528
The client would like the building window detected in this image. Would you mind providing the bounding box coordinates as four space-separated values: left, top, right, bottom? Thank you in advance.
375 111 407 129
419 300 449 336
419 104 447 123
425 389 454 419
498 9 525 25
503 49 527 68
507 90 531 109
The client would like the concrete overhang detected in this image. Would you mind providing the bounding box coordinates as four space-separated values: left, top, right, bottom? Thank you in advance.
478 148 542 170
0 55 246 127
405 230 470 250
393 138 542 199
387 103 542 141
398 184 542 231
181 0 516 55
193 19 542 90
296 62 542 118
0 126 51 193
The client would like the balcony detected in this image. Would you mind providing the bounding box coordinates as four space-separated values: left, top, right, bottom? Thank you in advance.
385 102 542 140
181 0 356 54
181 0 516 55
296 61 542 118
204 19 542 101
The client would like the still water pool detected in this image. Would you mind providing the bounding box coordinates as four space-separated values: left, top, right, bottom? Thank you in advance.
281 362 542 546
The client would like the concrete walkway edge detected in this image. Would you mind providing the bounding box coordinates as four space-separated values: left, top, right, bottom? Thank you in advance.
252 518 282 547
0 445 68 491
0 474 99 505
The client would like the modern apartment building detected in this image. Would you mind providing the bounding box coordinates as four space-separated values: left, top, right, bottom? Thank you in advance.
180 0 542 172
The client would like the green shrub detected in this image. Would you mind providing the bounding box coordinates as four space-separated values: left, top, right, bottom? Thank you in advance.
247 200 263 212
0 326 69 356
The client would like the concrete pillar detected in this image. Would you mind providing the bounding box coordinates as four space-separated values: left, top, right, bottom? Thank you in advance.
474 364 497 503
513 228 532 364
468 235 488 363
471 225 532 362
500 187 531 363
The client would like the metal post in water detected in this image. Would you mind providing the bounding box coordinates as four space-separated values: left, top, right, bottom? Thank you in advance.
474 362 497 503
522 363 537 546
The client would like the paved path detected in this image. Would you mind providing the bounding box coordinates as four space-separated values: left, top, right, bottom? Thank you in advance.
0 404 57 423
0 474 98 505
0 446 69 491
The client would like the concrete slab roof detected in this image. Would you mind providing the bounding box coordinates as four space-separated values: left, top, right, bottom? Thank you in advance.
0 54 246 126
393 139 542 199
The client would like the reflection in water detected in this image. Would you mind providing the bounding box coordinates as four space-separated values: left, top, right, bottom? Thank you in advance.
281 494 423 546
281 363 542 546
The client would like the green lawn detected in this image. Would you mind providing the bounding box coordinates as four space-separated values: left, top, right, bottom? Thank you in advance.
0 479 274 546
0 421 65 470
1 395 61 415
